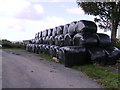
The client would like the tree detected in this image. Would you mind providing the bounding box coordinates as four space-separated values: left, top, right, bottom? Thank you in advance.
2 39 12 44
77 1 120 40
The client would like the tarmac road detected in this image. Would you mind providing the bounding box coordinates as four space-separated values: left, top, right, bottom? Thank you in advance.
2 49 102 88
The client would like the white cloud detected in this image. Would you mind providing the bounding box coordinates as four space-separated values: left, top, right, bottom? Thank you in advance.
15 4 44 20
66 7 84 15
34 4 44 14
46 16 66 27
0 0 30 16
0 0 45 20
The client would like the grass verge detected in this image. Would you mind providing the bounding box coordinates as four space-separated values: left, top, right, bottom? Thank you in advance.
37 53 119 89
37 54 53 61
72 64 119 89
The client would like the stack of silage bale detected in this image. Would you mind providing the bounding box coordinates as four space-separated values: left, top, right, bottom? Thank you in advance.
26 20 120 67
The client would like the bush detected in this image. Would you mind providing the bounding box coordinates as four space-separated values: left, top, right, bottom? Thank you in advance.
2 43 25 49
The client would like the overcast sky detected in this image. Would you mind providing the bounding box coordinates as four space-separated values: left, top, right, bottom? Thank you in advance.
0 0 111 41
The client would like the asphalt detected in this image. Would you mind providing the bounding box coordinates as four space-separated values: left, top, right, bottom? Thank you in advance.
2 49 102 88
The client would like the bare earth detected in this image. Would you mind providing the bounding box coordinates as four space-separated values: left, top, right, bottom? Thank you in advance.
2 49 102 88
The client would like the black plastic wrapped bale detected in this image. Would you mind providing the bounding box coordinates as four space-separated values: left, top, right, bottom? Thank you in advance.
34 44 39 54
48 28 53 36
52 27 57 36
97 33 112 48
49 36 55 45
64 34 74 46
57 47 65 61
39 31 42 37
27 44 32 52
38 44 43 54
49 45 56 57
39 37 43 44
41 44 46 54
73 33 98 48
46 36 49 45
31 44 35 53
35 32 39 44
42 37 46 44
104 47 120 65
44 45 50 55
55 35 59 46
36 38 40 44
29 39 32 44
75 20 97 33
43 29 48 37
54 46 60 58
57 34 64 46
42 30 46 37
60 46 87 67
35 32 39 39
63 24 69 35
31 39 35 44
46 29 53 45
57 25 64 35
68 21 77 36
87 47 107 65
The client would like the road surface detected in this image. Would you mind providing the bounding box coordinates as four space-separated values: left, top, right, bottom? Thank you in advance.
2 49 102 88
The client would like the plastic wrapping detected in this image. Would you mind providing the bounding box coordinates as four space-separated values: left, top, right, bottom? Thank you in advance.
55 35 59 46
44 45 50 55
42 37 46 44
64 34 74 46
45 36 50 45
31 44 35 52
31 39 35 44
48 28 53 36
41 44 46 54
97 33 112 48
52 27 57 36
35 36 39 44
39 31 42 37
38 44 43 54
42 31 46 37
57 34 64 46
26 19 120 67
57 25 64 35
35 33 38 39
63 24 69 34
75 20 97 33
57 47 64 61
60 46 87 67
73 33 98 47
49 45 56 57
29 40 32 44
49 45 60 57
49 36 55 45
34 44 39 54
87 47 107 65
38 37 43 44
42 29 48 37
68 21 77 35
54 46 60 58
104 47 120 65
